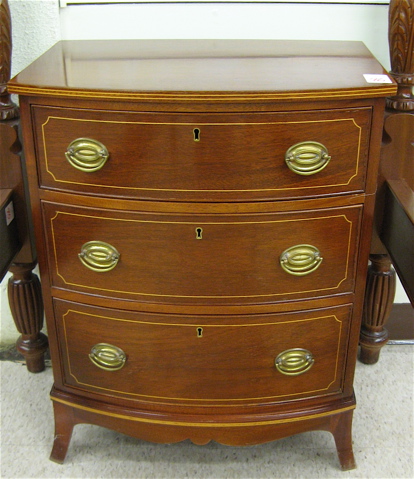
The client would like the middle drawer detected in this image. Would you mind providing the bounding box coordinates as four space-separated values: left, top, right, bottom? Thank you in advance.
43 202 362 305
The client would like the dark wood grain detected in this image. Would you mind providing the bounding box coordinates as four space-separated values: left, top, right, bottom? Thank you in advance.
8 40 395 101
33 105 371 202
54 299 351 405
43 202 362 305
11 40 394 467
49 388 356 467
360 254 396 364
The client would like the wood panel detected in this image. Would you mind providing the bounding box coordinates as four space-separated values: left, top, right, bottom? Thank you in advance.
43 202 362 304
55 299 351 405
33 106 371 201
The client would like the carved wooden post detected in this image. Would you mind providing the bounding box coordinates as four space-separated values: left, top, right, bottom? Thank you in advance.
360 255 396 364
360 0 413 364
0 0 18 120
8 262 48 372
387 0 414 111
1 0 48 372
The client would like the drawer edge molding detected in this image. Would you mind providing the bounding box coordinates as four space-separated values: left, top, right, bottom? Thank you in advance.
11 82 396 100
50 395 356 427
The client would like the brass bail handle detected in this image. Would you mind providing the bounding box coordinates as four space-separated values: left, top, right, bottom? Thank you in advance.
66 138 109 172
89 343 127 371
79 241 120 272
285 141 331 176
275 348 314 376
280 244 323 276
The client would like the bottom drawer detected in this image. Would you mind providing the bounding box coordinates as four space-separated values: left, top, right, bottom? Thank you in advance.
55 299 351 406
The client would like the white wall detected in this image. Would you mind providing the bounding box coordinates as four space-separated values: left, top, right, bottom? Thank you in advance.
59 3 391 70
9 0 61 76
0 0 408 345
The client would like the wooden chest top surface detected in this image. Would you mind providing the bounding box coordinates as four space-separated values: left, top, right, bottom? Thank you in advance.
9 40 396 101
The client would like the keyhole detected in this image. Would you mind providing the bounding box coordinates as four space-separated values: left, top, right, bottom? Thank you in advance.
193 128 200 142
196 227 203 239
197 327 203 338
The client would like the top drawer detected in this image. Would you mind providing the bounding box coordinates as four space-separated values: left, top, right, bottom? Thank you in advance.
32 106 371 201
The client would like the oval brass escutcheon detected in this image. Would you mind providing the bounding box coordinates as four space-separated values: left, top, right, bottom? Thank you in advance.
275 348 314 376
280 244 322 276
285 141 331 176
89 343 127 371
65 138 109 172
79 241 120 272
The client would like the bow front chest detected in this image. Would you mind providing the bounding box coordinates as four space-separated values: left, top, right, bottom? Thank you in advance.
9 40 396 469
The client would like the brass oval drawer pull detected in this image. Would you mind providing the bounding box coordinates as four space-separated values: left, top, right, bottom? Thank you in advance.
79 241 120 272
89 343 126 371
285 141 331 176
65 138 109 172
275 348 314 376
280 244 323 276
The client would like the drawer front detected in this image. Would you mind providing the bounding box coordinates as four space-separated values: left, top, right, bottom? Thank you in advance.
55 299 351 405
43 202 362 305
33 106 371 201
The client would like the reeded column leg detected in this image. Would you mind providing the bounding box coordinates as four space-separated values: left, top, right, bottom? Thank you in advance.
50 401 75 464
330 410 356 471
7 261 48 373
359 254 396 364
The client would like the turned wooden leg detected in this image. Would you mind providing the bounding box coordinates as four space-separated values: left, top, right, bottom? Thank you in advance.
330 410 356 471
7 261 48 373
359 254 396 365
50 401 75 464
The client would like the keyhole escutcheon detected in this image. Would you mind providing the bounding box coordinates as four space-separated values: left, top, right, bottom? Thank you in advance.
197 327 203 338
193 128 201 142
196 227 203 239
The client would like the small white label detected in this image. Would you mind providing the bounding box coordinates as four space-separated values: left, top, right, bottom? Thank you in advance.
363 74 393 84
5 201 15 226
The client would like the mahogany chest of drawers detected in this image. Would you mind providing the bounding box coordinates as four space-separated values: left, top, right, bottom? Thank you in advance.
9 40 396 469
